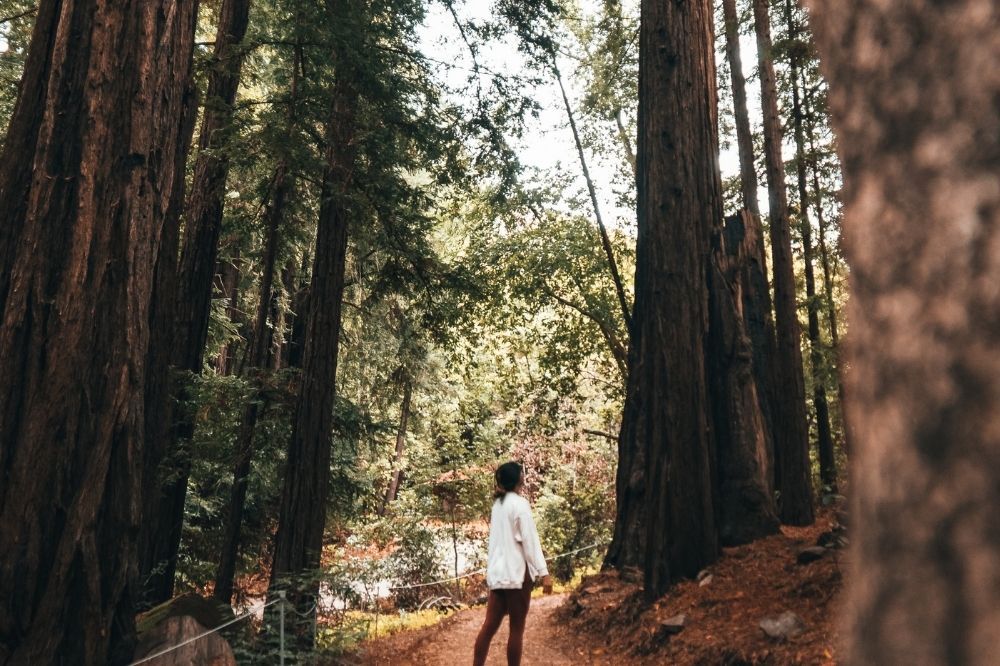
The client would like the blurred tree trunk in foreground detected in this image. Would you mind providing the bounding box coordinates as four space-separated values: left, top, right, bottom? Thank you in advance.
807 0 1000 662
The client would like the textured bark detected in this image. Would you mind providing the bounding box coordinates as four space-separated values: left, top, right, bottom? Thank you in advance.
268 1 360 642
142 0 254 606
722 0 761 217
0 0 197 660
752 0 814 525
138 79 200 611
605 0 720 598
722 0 780 464
709 212 781 546
735 210 781 491
786 0 836 491
380 378 414 515
214 165 289 605
806 1 1000 662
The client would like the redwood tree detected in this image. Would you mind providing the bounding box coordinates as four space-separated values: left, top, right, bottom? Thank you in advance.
268 0 361 638
807 0 1000 661
0 0 197 661
606 0 720 598
721 0 781 481
708 212 781 546
785 0 836 491
141 0 255 605
752 0 813 525
722 0 761 218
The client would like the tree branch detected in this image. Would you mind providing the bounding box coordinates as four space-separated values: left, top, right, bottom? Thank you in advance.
0 6 36 24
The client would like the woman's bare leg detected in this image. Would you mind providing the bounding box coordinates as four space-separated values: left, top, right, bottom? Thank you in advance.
473 591 507 666
505 577 533 666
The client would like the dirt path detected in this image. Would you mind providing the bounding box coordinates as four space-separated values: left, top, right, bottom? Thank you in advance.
355 594 601 665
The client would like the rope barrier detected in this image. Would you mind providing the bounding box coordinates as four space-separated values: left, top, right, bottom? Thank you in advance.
128 540 609 660
388 540 609 591
129 597 282 665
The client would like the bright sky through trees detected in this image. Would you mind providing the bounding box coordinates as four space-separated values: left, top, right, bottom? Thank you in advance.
416 0 760 227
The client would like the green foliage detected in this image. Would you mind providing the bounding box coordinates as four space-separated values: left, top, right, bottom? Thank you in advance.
0 0 35 140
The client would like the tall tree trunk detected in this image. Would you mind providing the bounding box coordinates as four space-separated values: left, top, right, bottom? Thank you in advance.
141 0 254 605
380 378 414 515
708 212 781 545
214 164 289 604
807 1 1000 662
138 79 201 611
721 0 780 481
785 0 836 491
268 0 361 644
804 85 852 454
722 0 761 217
605 0 720 599
752 0 813 525
0 0 197 660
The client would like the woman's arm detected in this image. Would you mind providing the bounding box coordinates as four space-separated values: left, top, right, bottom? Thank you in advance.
515 503 552 593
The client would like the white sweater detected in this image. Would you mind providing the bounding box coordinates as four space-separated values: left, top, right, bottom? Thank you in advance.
485 492 549 590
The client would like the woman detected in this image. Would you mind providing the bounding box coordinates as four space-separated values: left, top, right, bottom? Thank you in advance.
473 461 553 666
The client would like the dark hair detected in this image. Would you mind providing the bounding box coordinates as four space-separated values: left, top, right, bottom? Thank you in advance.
494 462 522 502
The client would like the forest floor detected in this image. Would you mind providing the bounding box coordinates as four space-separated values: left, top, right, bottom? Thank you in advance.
341 509 844 665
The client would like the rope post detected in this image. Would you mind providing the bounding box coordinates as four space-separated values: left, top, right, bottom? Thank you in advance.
278 590 286 666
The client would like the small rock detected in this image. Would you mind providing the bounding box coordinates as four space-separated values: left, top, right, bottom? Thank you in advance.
797 546 828 564
759 611 806 641
134 616 236 665
698 574 714 587
660 613 686 635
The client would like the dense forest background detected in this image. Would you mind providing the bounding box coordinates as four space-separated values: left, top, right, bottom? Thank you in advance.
4 0 994 663
0 0 846 660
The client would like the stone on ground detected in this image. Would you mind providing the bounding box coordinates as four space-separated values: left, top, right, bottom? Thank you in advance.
759 611 806 641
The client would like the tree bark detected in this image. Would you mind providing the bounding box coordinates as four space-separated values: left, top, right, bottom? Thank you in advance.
722 0 780 481
380 377 413 515
0 0 197 660
708 212 781 545
722 0 761 217
138 78 200 611
141 0 254 606
268 0 361 644
785 0 836 491
605 0 720 599
806 1 1000 662
752 0 814 525
733 209 782 493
